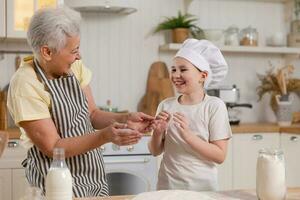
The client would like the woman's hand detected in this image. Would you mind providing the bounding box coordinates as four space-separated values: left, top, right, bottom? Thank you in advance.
104 122 143 146
173 112 192 141
127 112 155 133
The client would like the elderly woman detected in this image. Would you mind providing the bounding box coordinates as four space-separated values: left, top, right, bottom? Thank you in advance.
7 7 153 197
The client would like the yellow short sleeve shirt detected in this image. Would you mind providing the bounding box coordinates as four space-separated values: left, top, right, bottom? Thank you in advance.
7 58 92 126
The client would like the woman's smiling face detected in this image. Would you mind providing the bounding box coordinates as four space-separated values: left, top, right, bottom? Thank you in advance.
46 35 81 78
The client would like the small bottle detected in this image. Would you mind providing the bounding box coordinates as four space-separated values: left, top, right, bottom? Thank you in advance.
46 148 72 200
256 148 286 200
106 99 113 112
105 99 118 112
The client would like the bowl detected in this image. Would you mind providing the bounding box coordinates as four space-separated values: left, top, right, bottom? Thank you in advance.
203 29 224 44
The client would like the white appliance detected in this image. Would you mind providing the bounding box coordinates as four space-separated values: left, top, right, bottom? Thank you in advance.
64 0 137 14
206 85 252 125
206 85 240 104
101 136 157 196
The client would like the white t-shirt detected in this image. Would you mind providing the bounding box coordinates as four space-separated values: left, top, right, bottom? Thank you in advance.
156 95 232 191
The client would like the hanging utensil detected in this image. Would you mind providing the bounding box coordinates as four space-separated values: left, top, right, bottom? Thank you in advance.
0 131 8 157
15 54 21 71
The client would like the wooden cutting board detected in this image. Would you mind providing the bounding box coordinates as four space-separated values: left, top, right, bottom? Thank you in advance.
0 130 8 157
0 91 7 130
138 61 174 116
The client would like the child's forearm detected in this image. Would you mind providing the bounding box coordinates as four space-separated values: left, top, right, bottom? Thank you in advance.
148 131 164 156
185 134 228 164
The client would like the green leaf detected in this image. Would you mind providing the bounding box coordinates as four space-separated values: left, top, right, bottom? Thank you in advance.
154 11 200 33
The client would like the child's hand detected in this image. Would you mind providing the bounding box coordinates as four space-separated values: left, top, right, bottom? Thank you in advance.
152 119 168 136
155 111 171 122
151 110 171 138
173 112 192 141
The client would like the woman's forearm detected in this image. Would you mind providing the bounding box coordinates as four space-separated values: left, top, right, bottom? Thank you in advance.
90 109 128 129
54 129 109 158
20 119 111 159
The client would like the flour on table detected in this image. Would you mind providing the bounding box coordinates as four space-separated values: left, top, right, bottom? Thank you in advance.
132 190 217 200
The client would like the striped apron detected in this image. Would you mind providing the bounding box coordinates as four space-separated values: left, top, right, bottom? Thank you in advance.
22 59 108 197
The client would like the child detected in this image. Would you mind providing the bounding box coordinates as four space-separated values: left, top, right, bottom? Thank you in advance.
148 39 232 192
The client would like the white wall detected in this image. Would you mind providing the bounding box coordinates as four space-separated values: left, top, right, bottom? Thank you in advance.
0 0 300 125
79 0 183 111
159 0 300 123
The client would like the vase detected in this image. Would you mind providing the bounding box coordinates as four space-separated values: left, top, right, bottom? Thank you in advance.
172 28 189 43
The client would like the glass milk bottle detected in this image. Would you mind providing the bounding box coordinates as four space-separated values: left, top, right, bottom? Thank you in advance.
256 149 286 200
46 148 72 200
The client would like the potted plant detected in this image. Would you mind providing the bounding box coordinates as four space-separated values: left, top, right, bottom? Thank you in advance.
256 64 300 125
154 11 204 43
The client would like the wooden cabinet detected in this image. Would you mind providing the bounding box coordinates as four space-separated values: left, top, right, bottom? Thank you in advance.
0 0 5 38
232 133 280 189
217 139 233 190
280 133 300 187
0 169 12 200
6 0 61 38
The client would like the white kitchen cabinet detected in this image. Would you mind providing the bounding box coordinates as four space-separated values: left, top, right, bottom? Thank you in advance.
0 169 12 200
0 0 5 38
280 133 300 187
232 133 280 189
0 169 28 200
0 140 27 200
6 0 62 38
217 139 233 190
12 169 29 200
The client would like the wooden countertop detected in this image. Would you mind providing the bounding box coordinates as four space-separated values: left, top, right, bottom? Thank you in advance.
5 128 21 139
231 123 300 134
4 123 300 140
75 188 300 200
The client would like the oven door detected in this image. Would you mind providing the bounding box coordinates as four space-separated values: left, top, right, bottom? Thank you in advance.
104 155 157 196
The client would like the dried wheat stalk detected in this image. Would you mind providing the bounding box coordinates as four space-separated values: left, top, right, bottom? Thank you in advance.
256 65 300 112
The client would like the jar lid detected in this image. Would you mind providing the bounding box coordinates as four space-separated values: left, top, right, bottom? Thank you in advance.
259 148 283 155
241 26 257 33
225 26 239 33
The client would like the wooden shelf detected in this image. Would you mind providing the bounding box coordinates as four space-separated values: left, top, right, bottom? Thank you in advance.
246 0 289 2
242 0 289 2
159 43 300 55
205 0 290 3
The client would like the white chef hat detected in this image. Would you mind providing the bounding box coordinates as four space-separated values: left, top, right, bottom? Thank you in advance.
174 39 228 88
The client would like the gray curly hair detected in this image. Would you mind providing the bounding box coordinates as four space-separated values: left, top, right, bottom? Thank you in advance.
27 7 81 60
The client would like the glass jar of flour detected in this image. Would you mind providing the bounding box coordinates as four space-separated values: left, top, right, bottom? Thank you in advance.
256 149 286 200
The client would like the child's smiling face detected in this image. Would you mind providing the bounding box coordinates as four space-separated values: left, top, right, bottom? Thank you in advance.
171 57 207 94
